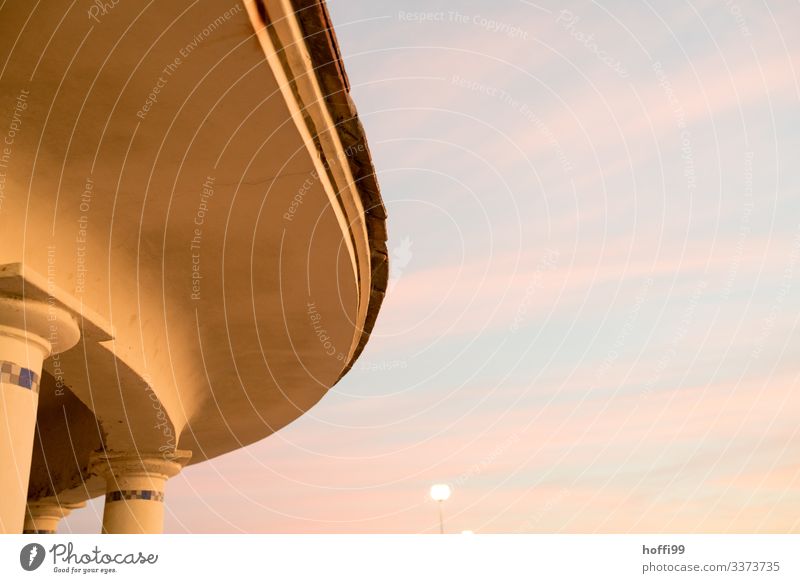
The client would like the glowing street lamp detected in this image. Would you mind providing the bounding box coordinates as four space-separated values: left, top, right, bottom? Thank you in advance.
429 484 451 534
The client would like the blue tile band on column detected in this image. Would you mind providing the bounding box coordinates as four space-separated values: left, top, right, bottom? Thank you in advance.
107 490 165 503
0 361 40 393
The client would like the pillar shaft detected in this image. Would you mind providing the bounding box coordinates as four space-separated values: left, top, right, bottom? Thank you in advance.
0 333 45 534
95 451 191 534
0 298 79 533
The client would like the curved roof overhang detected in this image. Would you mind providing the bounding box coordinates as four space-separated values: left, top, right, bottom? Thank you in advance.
0 0 387 503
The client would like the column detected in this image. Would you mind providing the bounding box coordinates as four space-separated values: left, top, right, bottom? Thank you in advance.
23 499 86 534
93 451 191 534
0 297 80 533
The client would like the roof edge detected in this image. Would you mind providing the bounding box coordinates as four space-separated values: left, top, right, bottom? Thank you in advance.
286 0 389 377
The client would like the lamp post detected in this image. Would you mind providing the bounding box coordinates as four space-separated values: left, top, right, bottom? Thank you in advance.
429 484 451 534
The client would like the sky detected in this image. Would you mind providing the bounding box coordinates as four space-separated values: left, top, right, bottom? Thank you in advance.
64 0 800 533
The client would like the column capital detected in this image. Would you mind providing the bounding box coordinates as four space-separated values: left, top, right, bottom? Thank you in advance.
27 499 86 514
24 499 86 534
0 296 80 358
91 450 192 480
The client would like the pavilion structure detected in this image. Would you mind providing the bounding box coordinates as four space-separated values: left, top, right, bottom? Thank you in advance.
0 0 387 534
